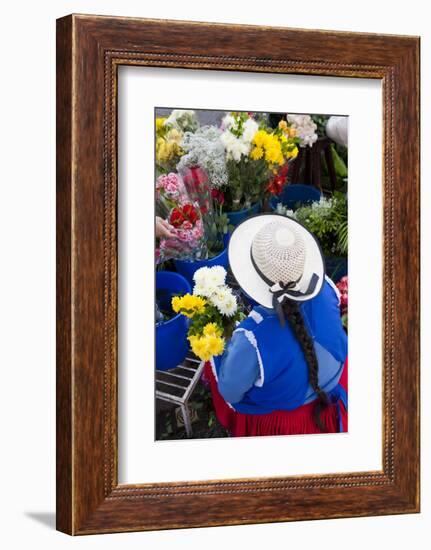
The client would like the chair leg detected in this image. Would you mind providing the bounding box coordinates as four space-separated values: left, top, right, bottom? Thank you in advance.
181 404 193 438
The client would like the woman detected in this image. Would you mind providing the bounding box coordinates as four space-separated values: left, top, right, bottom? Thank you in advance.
205 214 348 436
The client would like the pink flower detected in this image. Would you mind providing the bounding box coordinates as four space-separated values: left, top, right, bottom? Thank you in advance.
165 181 179 196
182 220 193 230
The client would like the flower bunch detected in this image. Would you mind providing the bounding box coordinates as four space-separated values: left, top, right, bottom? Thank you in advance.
336 275 348 329
155 119 184 174
164 109 199 133
220 112 259 162
250 128 298 166
266 163 290 196
286 114 318 148
169 203 199 229
172 266 244 361
156 172 207 263
156 172 189 204
177 126 228 189
181 167 228 254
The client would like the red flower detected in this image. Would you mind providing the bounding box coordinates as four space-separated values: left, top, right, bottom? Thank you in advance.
279 163 289 178
182 203 198 224
170 208 185 228
211 189 225 205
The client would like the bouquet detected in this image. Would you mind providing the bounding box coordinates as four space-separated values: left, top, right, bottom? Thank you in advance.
156 172 207 263
155 110 199 174
220 113 299 211
172 266 244 361
286 114 318 148
181 166 229 254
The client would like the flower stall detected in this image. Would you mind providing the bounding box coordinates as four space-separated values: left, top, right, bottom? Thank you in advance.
154 108 348 440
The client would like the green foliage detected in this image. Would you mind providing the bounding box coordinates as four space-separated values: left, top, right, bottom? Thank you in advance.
224 157 268 211
294 192 347 257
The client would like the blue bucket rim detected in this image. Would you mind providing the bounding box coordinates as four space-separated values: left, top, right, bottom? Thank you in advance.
173 244 228 266
225 201 260 216
156 270 191 327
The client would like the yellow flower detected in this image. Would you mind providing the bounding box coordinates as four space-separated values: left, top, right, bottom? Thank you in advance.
188 334 225 361
189 336 211 361
287 146 299 159
156 117 167 132
265 144 283 165
252 130 268 148
250 146 264 160
172 294 206 318
171 296 182 313
203 322 223 337
205 335 225 356
278 120 288 131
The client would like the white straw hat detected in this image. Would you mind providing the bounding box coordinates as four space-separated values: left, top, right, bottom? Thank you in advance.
228 214 325 314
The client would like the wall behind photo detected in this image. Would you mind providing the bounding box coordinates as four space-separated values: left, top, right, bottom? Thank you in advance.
0 1 428 549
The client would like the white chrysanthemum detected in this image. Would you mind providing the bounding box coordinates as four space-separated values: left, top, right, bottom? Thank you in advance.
215 292 238 317
193 266 210 285
221 131 251 161
193 266 227 297
210 286 237 315
242 118 259 143
221 114 235 130
207 265 227 287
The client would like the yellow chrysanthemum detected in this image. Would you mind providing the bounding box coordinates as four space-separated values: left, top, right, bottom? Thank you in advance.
252 130 268 148
188 334 225 361
205 335 225 356
172 294 207 318
203 322 223 337
171 296 182 313
250 146 264 160
189 336 211 361
265 145 283 165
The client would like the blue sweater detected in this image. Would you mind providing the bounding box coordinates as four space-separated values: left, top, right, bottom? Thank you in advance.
215 279 347 413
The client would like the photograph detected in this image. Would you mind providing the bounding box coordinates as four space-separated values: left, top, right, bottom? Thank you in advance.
154 108 349 440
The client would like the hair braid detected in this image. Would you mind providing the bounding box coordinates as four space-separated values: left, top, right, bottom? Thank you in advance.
282 299 329 432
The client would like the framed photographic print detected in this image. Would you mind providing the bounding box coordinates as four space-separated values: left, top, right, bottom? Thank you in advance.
56 14 420 535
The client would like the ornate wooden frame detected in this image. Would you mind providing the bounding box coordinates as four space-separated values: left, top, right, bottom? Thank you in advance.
56 14 420 535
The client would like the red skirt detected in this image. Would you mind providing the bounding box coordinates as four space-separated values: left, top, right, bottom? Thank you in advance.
204 359 348 437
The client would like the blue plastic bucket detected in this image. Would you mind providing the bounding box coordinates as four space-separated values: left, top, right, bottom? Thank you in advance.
156 271 191 371
269 184 321 211
226 202 261 227
174 246 229 285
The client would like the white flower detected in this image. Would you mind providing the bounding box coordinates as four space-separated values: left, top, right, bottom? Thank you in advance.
287 114 318 148
221 114 235 130
221 131 251 161
210 286 237 316
192 266 227 298
193 266 210 285
242 118 259 143
165 110 199 133
207 265 227 287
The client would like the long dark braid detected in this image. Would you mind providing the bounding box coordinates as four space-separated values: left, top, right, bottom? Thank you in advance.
282 299 329 432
